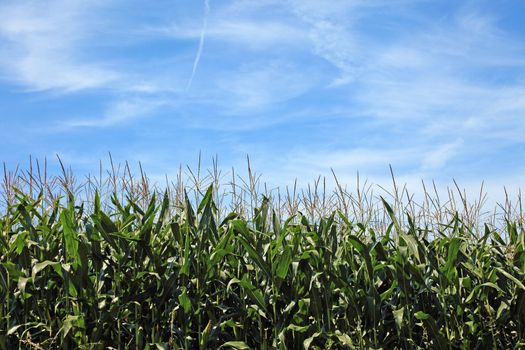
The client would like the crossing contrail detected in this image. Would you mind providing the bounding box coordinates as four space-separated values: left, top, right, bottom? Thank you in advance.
186 0 210 90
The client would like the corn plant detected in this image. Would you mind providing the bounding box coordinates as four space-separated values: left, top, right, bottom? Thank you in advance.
1 159 525 348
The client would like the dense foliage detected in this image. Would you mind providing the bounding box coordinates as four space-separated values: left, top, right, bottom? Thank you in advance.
1 186 525 349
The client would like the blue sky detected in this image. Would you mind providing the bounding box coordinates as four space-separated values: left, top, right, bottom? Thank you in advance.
1 0 524 200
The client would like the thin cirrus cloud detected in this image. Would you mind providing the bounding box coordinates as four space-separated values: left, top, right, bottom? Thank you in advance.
146 19 308 50
186 0 210 90
0 1 120 92
214 60 322 112
0 0 524 201
61 99 168 129
421 139 465 171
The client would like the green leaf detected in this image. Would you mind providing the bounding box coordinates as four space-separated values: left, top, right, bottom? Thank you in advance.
496 267 525 291
275 246 292 280
348 235 367 254
304 332 322 350
10 232 28 255
154 190 170 236
228 277 268 314
32 260 59 281
444 238 461 274
400 233 420 262
199 320 212 350
60 208 80 266
393 306 405 330
465 282 503 303
17 276 31 295
94 190 101 214
334 332 353 347
198 185 214 214
236 235 271 279
184 191 196 227
414 311 430 320
380 197 400 233
178 287 192 314
1 262 24 280
60 315 79 338
286 324 310 332
7 324 24 335
219 341 251 349
180 228 191 277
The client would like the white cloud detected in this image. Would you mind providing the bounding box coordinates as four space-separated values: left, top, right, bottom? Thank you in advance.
421 139 464 171
1 0 524 206
308 21 360 86
300 148 417 172
63 99 167 128
289 2 361 86
145 19 308 51
186 0 210 90
303 6 525 155
0 1 120 92
289 0 357 21
215 60 319 112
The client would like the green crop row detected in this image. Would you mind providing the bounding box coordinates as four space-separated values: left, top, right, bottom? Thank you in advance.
1 185 525 349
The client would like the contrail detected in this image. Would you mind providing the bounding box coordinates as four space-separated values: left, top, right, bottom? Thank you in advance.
186 0 210 90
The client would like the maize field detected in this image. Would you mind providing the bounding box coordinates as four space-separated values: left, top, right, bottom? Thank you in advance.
1 159 524 349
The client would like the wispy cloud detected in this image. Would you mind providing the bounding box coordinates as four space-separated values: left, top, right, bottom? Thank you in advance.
146 19 307 51
286 1 525 170
421 139 464 171
214 60 320 112
62 99 167 128
186 0 210 90
1 0 524 201
0 1 120 92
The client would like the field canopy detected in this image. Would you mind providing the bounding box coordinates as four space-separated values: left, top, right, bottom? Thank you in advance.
1 159 525 348
1 157 523 232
